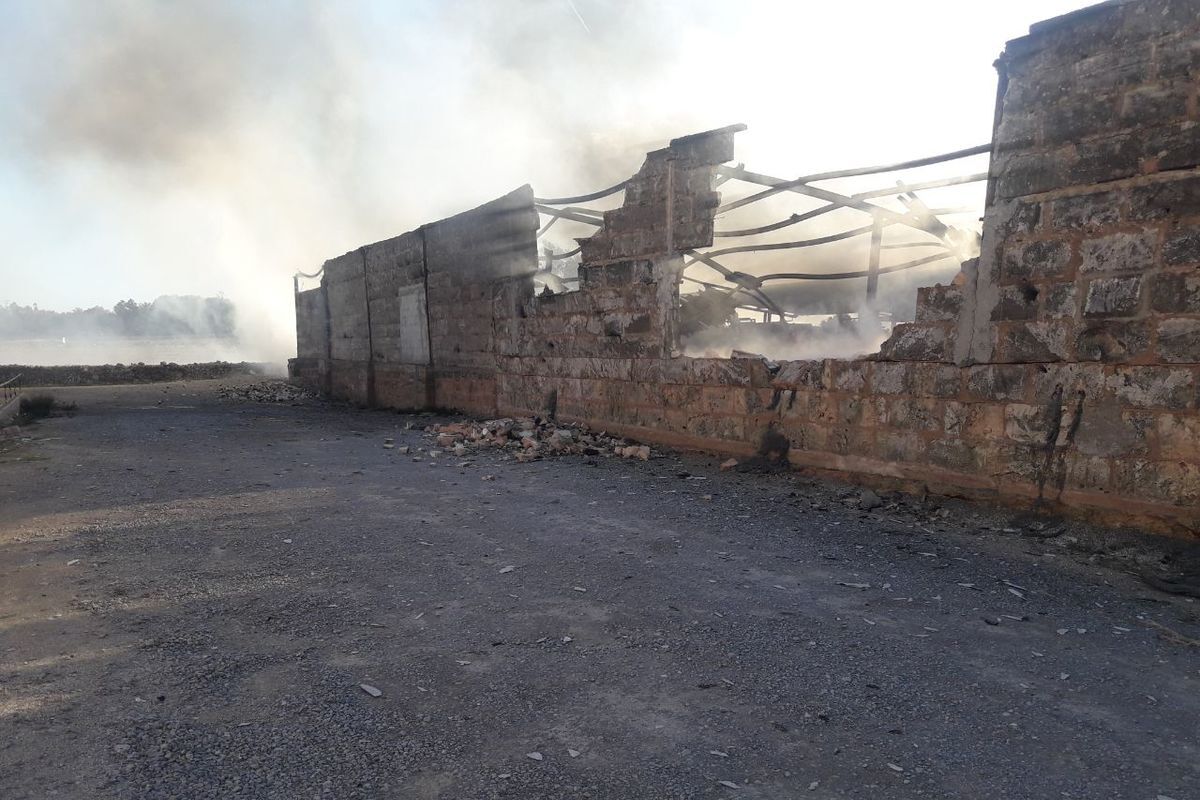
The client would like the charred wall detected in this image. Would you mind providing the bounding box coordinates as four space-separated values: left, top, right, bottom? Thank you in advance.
291 0 1200 535
291 186 538 412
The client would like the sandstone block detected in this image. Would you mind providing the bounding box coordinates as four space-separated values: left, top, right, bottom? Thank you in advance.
1079 230 1157 274
1129 176 1200 221
870 363 908 395
1001 239 1072 281
966 365 1029 401
1084 276 1142 317
1042 282 1079 317
1163 227 1200 266
1157 318 1200 363
994 150 1068 199
1156 413 1200 461
877 324 950 362
1049 190 1120 230
772 360 826 390
832 361 869 392
992 284 1040 321
1150 272 1200 313
1114 459 1200 505
995 321 1072 362
914 284 964 323
1068 132 1142 186
1147 120 1200 172
1074 319 1151 362
1109 366 1194 409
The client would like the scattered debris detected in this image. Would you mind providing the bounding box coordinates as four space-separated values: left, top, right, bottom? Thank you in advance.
359 684 382 698
499 565 515 574
886 763 904 773
859 489 883 511
218 381 314 404
718 780 740 789
720 458 739 471
526 751 544 761
428 418 652 463
567 749 581 758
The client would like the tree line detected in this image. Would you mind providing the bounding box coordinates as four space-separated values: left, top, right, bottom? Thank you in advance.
0 296 237 339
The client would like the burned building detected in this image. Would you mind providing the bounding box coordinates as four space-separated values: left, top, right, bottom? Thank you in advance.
292 0 1200 536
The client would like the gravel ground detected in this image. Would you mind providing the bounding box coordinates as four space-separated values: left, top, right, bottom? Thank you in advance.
1 380 1198 800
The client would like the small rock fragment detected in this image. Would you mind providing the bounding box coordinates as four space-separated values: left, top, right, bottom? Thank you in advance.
567 748 581 758
499 565 515 574
526 751 543 761
859 489 883 510
359 684 382 698
720 458 739 471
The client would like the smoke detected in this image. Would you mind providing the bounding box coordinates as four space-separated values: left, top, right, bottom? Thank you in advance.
3 1 377 363
3 0 740 365
682 306 894 362
1 0 1053 366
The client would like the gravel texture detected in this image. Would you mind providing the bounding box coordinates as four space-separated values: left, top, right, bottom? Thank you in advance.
1 380 1197 799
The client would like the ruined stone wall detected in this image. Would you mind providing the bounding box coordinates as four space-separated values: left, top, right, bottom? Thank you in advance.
291 286 329 390
961 0 1200 367
290 187 538 411
424 186 539 416
483 5 1200 535
365 230 430 409
322 249 372 402
292 1 1200 535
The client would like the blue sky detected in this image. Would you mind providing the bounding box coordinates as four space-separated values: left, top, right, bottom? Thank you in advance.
0 0 1097 352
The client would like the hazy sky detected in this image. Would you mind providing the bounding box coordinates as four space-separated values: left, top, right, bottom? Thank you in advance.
0 0 1096 355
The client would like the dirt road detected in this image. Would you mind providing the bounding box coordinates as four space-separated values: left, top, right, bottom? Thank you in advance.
1 381 1197 799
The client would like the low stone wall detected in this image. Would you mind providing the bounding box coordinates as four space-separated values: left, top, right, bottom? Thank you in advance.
8 362 270 387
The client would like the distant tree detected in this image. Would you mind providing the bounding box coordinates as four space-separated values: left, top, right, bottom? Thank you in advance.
0 296 239 340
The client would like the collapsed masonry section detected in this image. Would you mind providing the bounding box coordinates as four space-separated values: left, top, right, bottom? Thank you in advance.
292 0 1200 536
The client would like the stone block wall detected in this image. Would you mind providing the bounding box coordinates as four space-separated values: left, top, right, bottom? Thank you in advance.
292 2 1200 535
290 186 537 412
424 186 540 415
292 286 329 390
581 125 744 266
960 0 1200 367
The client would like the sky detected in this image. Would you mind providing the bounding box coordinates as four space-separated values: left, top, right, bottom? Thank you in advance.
0 0 1099 359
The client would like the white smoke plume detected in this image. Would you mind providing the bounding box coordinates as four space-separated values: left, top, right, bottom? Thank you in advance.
0 0 1089 364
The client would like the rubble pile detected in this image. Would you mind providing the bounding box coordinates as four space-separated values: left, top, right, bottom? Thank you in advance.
429 418 651 463
218 380 315 404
